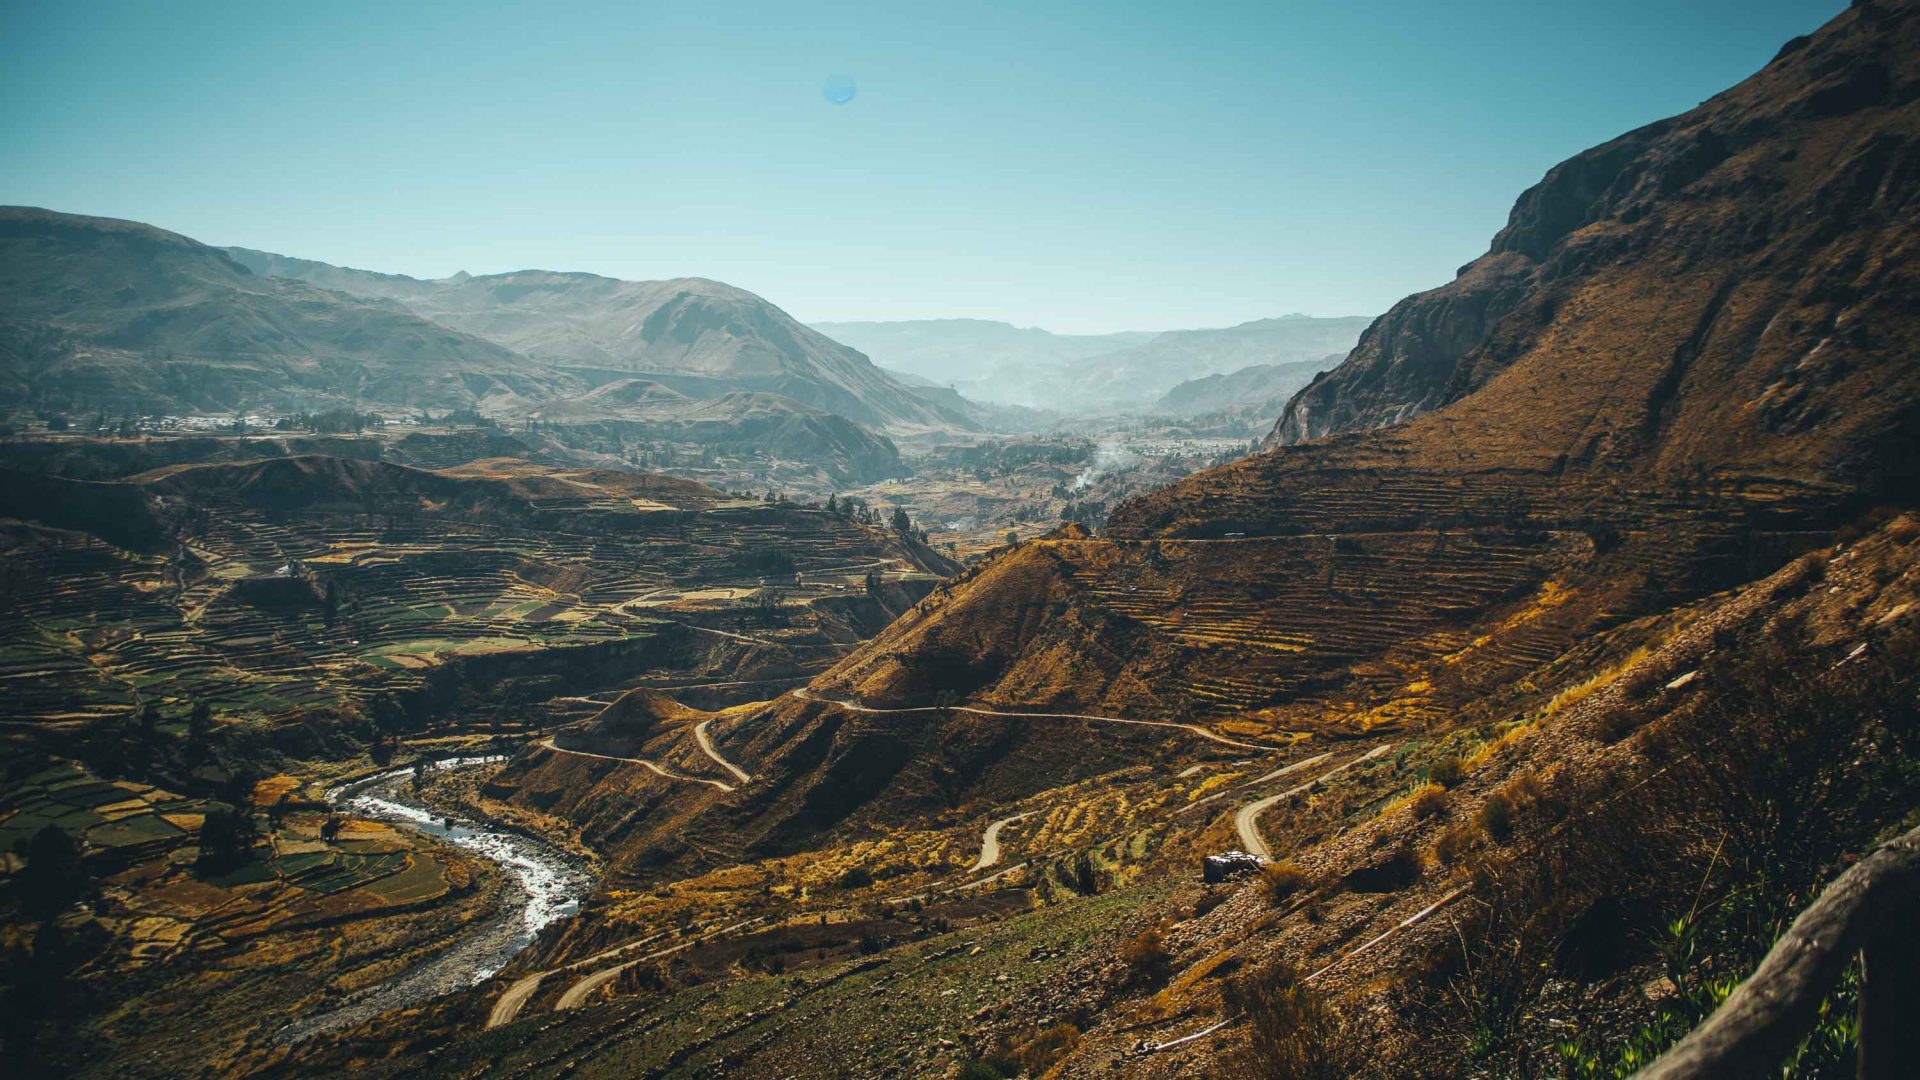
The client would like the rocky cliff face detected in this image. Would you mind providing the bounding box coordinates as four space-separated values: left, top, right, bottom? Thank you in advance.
1269 1 1920 456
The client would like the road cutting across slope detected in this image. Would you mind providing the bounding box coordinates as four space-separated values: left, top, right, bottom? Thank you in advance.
1176 751 1334 817
692 717 752 784
555 917 766 1011
1234 744 1394 857
536 736 734 792
972 811 1035 872
789 688 1274 751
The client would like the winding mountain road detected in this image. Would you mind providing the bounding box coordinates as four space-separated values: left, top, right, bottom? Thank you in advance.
1175 751 1334 818
972 811 1035 872
1235 744 1394 857
555 917 765 1011
692 717 752 784
686 624 846 651
536 736 735 792
486 971 549 1029
788 688 1274 752
487 928 680 1029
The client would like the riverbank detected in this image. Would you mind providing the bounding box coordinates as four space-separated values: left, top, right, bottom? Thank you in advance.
277 758 592 1043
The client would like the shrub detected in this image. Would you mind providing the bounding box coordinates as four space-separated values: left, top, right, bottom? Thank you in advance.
1504 772 1550 812
1409 783 1449 819
1435 822 1476 865
1261 860 1311 905
1225 960 1354 1079
837 865 874 890
1622 665 1666 701
1344 844 1422 893
1477 793 1516 843
1429 756 1467 788
1120 928 1173 988
1016 1023 1082 1075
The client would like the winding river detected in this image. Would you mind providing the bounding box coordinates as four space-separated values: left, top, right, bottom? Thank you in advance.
278 756 590 1043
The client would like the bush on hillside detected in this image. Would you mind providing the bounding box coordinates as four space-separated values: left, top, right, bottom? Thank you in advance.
1120 927 1173 988
1429 755 1467 788
1262 860 1312 905
1410 783 1450 819
1477 792 1516 843
1225 960 1354 1079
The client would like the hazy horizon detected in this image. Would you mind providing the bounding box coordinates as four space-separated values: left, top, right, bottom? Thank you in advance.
1 0 1845 333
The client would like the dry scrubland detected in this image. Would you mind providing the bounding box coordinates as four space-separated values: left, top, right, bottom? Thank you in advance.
5 2 1920 1077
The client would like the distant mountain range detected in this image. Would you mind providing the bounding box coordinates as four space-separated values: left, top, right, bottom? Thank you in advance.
814 313 1372 412
0 207 1002 438
1 206 1367 437
0 208 548 415
1149 356 1338 417
224 249 980 432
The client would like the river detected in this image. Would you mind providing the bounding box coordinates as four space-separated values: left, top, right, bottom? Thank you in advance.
278 756 590 1043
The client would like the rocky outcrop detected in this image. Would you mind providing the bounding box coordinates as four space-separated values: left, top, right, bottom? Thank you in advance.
1269 0 1920 450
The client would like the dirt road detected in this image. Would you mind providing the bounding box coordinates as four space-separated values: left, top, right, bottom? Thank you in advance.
972 811 1035 872
692 717 752 784
789 688 1274 752
537 736 734 792
1234 744 1393 857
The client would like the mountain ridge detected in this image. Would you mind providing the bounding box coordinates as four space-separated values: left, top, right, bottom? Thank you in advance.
813 314 1370 412
226 248 984 433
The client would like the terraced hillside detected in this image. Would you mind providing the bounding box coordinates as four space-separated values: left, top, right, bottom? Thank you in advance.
0 452 953 751
821 0 1920 737
273 7 1920 1077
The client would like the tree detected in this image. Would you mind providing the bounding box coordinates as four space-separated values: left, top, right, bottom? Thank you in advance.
185 699 214 764
196 804 258 872
14 826 88 919
826 493 838 514
890 506 913 535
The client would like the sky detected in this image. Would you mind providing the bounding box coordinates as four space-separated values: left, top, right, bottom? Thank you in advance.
1 0 1847 334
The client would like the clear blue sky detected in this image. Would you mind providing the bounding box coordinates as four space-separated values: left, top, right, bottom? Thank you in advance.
1 0 1845 333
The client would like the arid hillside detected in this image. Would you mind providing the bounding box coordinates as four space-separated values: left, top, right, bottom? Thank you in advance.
1268 1 1920 460
466 5 1920 897
0 208 554 414
819 0 1920 736
225 249 981 433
